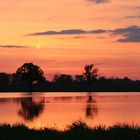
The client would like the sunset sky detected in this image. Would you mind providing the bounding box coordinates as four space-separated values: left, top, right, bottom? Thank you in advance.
0 0 140 80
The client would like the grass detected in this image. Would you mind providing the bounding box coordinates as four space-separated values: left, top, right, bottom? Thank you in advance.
0 121 140 140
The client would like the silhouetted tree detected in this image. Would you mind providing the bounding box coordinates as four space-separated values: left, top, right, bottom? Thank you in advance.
0 73 11 90
53 74 73 84
0 63 140 92
52 74 74 91
74 75 86 83
15 63 46 92
84 64 98 91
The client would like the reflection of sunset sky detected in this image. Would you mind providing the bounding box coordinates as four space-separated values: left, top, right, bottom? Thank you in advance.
0 92 140 130
0 0 140 79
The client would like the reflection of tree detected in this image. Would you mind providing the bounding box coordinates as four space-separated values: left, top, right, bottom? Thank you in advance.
54 97 73 101
0 98 12 104
18 97 45 121
85 92 98 119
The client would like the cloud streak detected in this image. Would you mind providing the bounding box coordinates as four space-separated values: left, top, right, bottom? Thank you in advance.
111 26 140 42
27 26 140 43
89 29 109 33
124 16 140 19
27 29 88 36
27 29 109 36
0 45 30 48
87 0 110 4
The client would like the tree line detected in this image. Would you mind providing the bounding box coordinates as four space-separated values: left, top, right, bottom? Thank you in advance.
0 62 140 92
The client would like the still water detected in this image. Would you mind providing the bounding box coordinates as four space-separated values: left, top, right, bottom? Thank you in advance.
0 92 140 129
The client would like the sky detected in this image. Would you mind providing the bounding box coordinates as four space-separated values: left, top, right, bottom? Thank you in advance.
0 0 140 80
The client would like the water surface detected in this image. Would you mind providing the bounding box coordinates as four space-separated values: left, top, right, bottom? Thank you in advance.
0 92 140 129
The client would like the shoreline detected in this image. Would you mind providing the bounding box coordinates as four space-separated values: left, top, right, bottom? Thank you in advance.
0 121 140 140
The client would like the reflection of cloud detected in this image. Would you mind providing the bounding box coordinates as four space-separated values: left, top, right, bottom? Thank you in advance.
0 45 29 48
87 0 110 4
72 36 86 39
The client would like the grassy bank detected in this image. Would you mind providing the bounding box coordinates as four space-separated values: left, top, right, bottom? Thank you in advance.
0 121 140 140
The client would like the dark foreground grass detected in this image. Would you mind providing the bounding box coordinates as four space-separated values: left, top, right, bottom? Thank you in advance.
0 121 140 140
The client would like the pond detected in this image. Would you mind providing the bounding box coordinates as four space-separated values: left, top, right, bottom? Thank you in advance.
0 92 140 130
